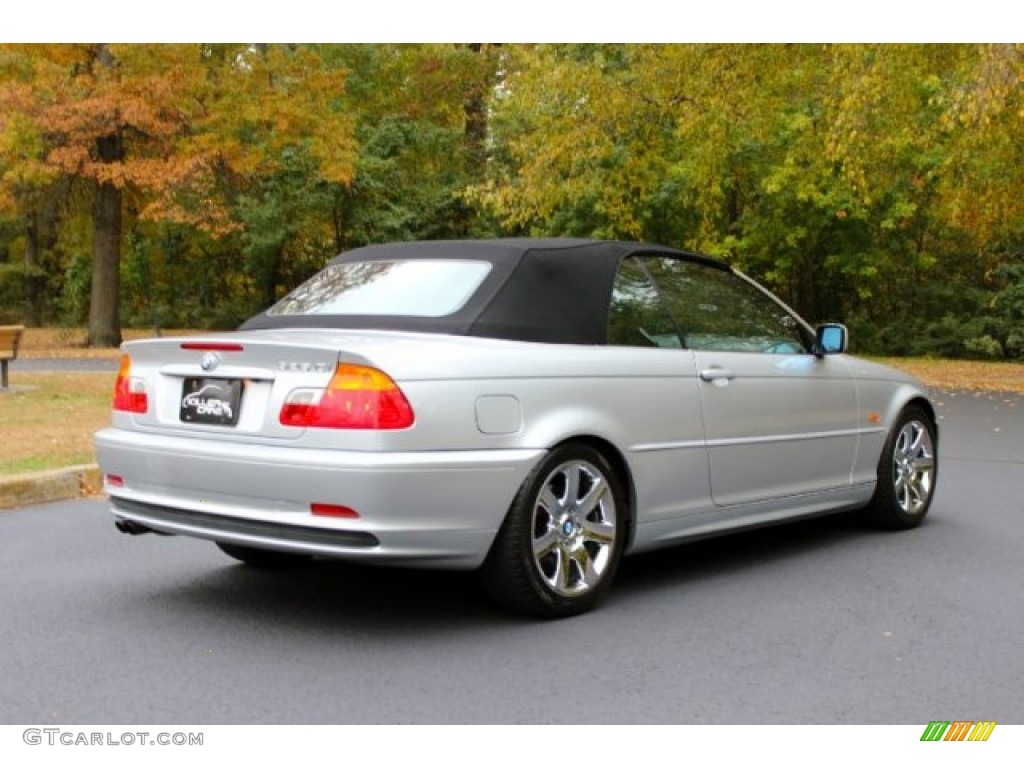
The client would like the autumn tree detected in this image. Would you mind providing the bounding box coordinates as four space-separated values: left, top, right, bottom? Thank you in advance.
168 44 496 325
0 43 354 346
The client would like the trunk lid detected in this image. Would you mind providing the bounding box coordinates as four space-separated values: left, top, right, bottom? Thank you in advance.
118 331 373 440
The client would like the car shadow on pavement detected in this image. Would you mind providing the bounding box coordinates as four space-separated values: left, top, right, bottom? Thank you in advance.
129 510 884 632
141 555 511 632
613 510 875 597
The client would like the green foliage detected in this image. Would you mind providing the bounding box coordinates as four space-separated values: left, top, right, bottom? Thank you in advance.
964 335 1004 359
0 263 44 322
58 251 91 325
476 44 1024 359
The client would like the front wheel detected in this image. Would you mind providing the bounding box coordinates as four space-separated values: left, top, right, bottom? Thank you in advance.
481 443 627 618
864 406 938 530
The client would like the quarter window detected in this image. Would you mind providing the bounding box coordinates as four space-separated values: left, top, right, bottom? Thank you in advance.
606 257 682 348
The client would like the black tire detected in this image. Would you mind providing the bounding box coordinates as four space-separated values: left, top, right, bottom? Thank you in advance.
215 542 313 570
864 405 938 530
480 443 627 618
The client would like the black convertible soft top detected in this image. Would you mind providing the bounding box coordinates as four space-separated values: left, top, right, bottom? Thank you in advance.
240 238 730 345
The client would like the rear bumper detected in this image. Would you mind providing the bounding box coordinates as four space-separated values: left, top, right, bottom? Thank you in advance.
95 427 543 569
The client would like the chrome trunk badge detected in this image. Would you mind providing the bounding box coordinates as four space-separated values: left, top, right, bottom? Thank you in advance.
200 352 221 372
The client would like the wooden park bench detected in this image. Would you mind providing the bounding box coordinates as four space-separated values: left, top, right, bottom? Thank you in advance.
0 325 25 389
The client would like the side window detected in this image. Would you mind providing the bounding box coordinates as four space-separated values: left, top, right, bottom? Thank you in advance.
642 257 809 354
606 257 682 348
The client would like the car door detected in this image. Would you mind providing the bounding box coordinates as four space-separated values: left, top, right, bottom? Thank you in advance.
606 256 710 522
641 255 859 507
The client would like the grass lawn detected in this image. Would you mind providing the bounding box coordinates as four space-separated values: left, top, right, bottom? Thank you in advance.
18 326 198 359
0 372 114 475
0 328 1021 476
871 357 1024 393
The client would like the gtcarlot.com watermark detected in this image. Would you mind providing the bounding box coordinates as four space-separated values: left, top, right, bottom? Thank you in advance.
23 728 203 747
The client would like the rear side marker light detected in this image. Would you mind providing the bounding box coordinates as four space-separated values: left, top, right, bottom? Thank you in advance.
112 355 149 414
280 363 414 430
180 342 244 352
311 503 360 519
106 475 124 488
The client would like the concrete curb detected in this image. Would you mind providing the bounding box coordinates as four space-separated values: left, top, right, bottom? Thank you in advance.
0 464 102 510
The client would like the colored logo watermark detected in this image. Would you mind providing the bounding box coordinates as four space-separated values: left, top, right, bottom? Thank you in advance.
920 721 997 742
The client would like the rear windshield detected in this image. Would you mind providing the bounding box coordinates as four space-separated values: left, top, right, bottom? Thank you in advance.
266 259 492 318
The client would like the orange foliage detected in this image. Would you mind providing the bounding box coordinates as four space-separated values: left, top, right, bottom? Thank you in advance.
0 43 355 231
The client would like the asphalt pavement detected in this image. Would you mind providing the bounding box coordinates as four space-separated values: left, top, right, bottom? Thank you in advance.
0 388 1021 724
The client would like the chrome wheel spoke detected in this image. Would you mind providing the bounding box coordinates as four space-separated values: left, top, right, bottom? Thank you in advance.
577 477 607 517
896 483 910 511
893 469 908 491
581 518 615 545
908 425 925 454
574 548 599 588
553 548 572 592
563 465 582 509
539 487 562 516
909 475 930 505
533 528 558 559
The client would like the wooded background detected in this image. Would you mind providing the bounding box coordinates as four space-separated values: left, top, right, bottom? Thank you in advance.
0 44 1021 357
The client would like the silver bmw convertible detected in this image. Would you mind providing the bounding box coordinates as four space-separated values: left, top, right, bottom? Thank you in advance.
95 238 938 617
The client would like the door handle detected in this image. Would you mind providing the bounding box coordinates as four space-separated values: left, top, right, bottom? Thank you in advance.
700 368 736 384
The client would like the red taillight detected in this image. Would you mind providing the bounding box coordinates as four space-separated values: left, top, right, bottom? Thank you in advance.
106 474 124 488
280 363 414 430
311 503 360 519
112 355 148 414
180 342 244 352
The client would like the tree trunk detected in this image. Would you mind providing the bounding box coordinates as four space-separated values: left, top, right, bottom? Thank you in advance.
88 44 124 348
454 43 496 236
23 215 42 327
463 44 489 178
23 184 66 327
89 133 123 347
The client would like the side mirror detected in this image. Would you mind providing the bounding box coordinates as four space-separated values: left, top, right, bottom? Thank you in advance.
814 323 848 357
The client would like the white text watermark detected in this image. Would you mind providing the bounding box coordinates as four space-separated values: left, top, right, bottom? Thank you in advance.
23 729 203 747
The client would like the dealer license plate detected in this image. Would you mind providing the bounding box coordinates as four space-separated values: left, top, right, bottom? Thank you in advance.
180 378 244 426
